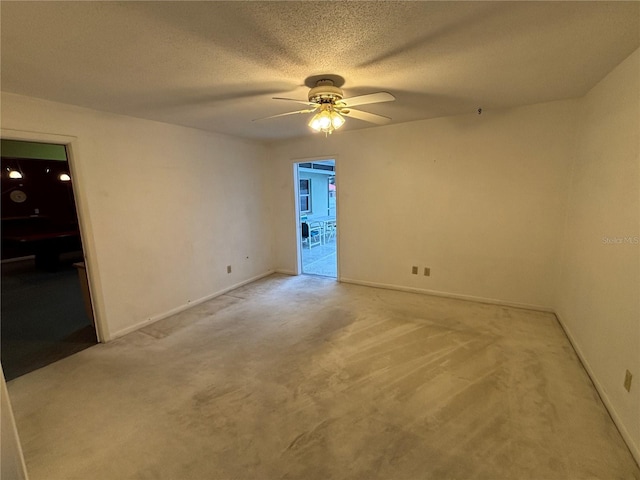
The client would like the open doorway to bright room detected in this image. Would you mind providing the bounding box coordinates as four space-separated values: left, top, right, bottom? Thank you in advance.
296 159 337 278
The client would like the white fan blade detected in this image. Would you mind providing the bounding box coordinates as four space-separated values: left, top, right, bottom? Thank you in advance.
272 97 317 107
340 92 395 108
253 108 317 121
341 108 392 125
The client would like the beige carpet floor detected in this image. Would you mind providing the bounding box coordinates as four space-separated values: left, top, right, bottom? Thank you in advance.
7 274 640 479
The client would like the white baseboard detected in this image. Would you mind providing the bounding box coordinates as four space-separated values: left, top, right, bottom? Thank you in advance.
555 312 640 467
339 277 554 313
273 268 297 275
109 270 275 340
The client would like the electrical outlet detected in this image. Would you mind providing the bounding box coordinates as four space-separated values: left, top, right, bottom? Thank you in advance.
411 266 418 275
424 267 431 276
227 265 232 274
624 370 632 392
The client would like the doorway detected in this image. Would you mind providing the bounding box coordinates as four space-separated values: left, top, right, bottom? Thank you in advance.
1 139 97 380
296 159 337 278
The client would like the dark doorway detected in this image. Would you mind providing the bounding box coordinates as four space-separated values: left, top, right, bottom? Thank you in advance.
1 140 97 380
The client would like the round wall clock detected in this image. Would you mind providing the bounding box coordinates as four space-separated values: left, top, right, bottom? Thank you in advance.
10 190 27 203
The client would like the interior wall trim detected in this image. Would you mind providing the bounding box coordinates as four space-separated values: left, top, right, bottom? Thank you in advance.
339 277 555 313
274 269 297 276
0 127 108 343
555 311 640 468
109 270 275 340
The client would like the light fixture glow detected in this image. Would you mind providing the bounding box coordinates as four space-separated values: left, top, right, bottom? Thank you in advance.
318 110 332 129
331 111 345 129
8 170 23 179
59 173 71 182
309 105 345 135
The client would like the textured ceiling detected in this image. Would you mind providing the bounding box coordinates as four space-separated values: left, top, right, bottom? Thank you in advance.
1 1 639 141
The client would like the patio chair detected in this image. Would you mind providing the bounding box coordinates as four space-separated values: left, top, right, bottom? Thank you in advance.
301 222 322 248
324 220 337 242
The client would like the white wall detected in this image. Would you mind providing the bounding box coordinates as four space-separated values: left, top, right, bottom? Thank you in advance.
269 100 577 310
1 92 272 339
556 48 640 462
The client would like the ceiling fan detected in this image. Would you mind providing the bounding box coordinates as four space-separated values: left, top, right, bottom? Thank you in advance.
255 74 395 135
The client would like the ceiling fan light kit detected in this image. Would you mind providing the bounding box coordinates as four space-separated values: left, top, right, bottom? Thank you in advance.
257 75 395 136
308 106 345 135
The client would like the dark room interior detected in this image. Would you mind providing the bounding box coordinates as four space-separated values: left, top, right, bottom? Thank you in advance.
1 140 96 380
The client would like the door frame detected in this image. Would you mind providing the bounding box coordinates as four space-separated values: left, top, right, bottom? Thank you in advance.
1 128 107 342
292 155 340 279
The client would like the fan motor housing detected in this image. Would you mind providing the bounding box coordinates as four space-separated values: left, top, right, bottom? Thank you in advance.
308 80 343 104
